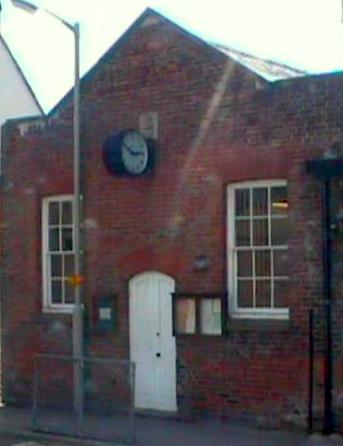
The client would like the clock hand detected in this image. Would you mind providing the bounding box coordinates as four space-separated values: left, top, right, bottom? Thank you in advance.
128 147 144 155
127 148 144 156
123 141 144 156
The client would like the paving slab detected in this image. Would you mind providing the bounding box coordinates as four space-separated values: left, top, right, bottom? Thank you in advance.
0 406 343 446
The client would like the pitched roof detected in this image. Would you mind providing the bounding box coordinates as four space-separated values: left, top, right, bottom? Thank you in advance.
49 8 308 117
214 44 306 81
0 35 43 114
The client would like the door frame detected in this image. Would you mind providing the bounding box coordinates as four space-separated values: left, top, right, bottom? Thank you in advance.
129 271 177 412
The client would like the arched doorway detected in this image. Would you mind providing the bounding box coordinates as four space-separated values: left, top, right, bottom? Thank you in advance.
129 271 177 412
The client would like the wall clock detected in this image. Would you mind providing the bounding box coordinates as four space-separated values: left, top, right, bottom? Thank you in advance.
103 129 154 176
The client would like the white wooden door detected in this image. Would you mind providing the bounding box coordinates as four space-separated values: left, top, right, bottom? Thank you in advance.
129 272 177 412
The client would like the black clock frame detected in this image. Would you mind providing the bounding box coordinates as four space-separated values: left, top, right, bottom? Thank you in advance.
102 129 155 176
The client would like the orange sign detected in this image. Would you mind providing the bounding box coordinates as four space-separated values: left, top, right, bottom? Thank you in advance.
67 275 85 286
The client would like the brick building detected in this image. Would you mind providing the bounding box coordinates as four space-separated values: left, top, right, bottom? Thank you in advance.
2 8 343 431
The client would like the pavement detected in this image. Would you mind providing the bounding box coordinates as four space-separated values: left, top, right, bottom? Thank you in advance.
0 406 342 446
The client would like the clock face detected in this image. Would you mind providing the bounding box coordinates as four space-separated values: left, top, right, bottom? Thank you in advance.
121 131 149 175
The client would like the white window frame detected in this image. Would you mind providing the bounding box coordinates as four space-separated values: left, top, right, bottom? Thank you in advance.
227 180 289 320
42 195 75 313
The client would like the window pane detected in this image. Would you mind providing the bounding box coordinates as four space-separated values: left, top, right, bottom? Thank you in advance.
200 299 222 335
49 202 59 225
253 188 268 216
65 281 74 304
235 189 250 216
274 280 288 308
256 280 271 307
271 187 288 216
253 219 268 246
271 218 288 245
255 250 271 277
62 228 73 251
62 201 73 225
237 251 252 277
49 228 60 251
274 250 288 276
51 280 62 304
235 220 250 246
237 280 253 308
176 299 196 334
64 255 75 277
51 255 62 277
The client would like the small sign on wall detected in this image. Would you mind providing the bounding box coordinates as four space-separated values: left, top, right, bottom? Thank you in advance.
92 294 117 334
99 307 112 321
139 112 158 140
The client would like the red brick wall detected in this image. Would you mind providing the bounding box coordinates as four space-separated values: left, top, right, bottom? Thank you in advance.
2 13 343 429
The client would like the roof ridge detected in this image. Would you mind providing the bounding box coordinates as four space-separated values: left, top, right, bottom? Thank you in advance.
212 42 307 74
211 43 310 82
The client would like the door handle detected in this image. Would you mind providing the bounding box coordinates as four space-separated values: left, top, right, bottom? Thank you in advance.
156 353 161 358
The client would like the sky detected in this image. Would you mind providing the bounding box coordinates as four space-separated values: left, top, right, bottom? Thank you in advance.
1 0 343 113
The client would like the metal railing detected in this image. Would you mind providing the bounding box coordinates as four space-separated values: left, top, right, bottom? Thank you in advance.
32 354 135 444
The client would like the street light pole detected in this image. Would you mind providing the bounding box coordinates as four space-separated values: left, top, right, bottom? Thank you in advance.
71 20 84 427
11 0 84 424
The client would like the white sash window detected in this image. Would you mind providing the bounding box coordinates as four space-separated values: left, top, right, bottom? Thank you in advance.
42 195 75 312
227 181 289 319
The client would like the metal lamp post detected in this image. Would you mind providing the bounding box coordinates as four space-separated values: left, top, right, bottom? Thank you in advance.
11 0 84 423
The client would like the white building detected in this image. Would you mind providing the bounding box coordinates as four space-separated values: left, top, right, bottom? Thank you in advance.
0 35 42 149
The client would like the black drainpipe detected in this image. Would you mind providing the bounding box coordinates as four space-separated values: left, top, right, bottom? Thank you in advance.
321 179 333 433
307 154 343 434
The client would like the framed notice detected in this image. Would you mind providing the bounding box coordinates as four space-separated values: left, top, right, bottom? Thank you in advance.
172 292 227 336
